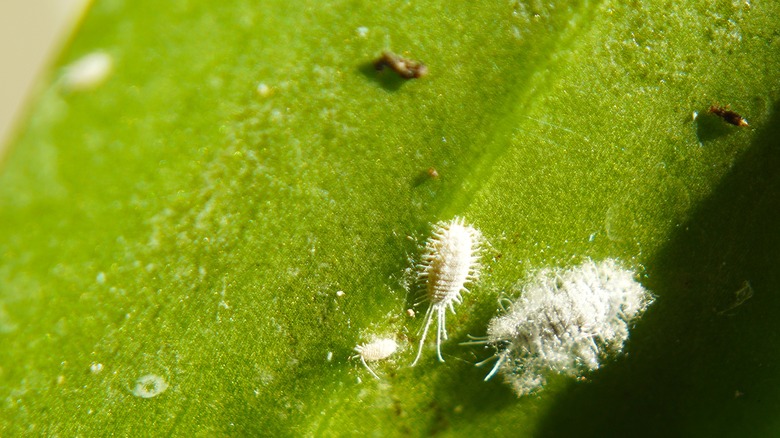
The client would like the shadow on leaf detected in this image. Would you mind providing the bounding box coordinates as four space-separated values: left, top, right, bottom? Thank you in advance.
358 61 407 92
535 100 780 437
695 108 744 142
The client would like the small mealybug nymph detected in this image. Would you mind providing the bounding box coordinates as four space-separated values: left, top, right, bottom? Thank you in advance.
411 217 483 366
354 338 398 380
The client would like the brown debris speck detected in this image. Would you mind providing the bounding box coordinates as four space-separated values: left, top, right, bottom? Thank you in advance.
708 104 749 127
374 51 428 79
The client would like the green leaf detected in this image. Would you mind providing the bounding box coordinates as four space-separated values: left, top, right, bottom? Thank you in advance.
2 0 779 435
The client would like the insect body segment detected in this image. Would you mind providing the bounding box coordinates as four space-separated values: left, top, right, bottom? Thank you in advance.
412 217 483 366
354 338 398 380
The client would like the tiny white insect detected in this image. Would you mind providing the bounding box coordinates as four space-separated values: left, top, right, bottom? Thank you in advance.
411 217 483 366
353 338 398 379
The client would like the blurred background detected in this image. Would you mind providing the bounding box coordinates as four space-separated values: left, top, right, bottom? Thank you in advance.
0 0 88 153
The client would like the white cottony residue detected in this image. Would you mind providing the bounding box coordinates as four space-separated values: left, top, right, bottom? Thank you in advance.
90 363 104 374
96 272 106 284
356 27 369 37
132 374 169 399
480 258 653 396
61 52 113 92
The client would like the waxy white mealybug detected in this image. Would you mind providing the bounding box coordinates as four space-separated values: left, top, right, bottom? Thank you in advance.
411 217 483 366
354 338 398 380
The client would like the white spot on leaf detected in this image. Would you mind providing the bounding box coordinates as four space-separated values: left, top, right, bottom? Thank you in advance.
133 374 169 399
256 83 271 97
62 52 113 92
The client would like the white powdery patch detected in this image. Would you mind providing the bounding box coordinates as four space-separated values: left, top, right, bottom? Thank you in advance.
483 258 653 397
412 217 483 366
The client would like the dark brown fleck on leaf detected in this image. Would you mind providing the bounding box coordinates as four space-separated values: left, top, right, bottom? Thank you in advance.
708 104 749 127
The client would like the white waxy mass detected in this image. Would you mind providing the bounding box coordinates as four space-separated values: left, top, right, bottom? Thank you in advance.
481 258 653 396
